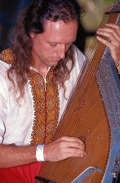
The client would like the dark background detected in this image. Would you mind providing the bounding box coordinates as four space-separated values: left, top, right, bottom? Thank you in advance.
0 0 33 52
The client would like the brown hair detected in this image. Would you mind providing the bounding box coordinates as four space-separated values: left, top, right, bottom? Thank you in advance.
8 0 81 98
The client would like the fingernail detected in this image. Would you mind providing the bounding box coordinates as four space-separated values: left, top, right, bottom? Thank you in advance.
96 36 99 39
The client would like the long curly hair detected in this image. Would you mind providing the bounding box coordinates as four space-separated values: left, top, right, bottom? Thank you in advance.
8 0 81 98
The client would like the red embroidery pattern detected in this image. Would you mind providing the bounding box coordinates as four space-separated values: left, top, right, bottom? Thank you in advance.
29 69 59 145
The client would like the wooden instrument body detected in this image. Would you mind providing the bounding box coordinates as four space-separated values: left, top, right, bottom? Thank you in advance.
36 2 120 183
96 45 120 183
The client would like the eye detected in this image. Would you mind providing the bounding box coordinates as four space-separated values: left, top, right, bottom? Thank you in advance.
66 42 72 47
66 43 71 46
49 42 57 47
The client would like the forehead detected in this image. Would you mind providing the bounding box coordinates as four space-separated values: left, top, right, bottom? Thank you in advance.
42 20 78 43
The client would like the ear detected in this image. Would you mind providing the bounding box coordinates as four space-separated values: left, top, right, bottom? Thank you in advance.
30 32 35 39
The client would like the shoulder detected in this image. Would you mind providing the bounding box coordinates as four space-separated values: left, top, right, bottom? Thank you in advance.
0 48 14 64
0 48 13 79
0 60 11 80
0 59 11 70
0 50 12 93
0 60 11 97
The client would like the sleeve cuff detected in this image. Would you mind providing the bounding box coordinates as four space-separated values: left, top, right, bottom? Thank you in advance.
36 144 44 161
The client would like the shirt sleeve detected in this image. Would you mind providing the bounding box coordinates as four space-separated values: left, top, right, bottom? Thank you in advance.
0 62 9 143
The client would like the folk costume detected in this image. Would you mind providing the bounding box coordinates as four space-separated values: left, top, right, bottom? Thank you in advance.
0 45 85 183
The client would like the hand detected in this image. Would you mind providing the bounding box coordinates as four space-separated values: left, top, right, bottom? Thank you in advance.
96 23 120 72
43 136 86 162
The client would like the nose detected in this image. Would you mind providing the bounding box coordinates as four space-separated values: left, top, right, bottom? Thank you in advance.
57 44 66 60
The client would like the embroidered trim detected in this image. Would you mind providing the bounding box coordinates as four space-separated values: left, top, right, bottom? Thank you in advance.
29 68 59 145
0 49 14 64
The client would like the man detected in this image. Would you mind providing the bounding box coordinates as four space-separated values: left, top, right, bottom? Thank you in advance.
0 0 86 182
0 0 120 182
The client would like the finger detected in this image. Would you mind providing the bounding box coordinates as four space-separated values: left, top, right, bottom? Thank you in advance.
97 28 119 44
96 35 119 53
64 148 86 158
49 148 86 161
56 139 85 152
97 25 120 42
96 35 120 55
96 35 120 64
106 23 120 35
59 136 85 145
44 138 86 162
63 141 85 151
57 143 86 158
96 35 113 48
56 137 86 157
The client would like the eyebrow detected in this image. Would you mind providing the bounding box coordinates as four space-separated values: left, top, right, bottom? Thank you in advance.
47 39 76 44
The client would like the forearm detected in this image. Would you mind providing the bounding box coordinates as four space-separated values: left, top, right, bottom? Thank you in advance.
0 136 86 168
0 144 37 168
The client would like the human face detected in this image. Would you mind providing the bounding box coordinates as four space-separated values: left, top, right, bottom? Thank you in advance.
30 20 78 71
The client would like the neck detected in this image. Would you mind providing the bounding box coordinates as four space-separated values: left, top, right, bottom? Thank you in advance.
32 57 49 78
34 63 49 78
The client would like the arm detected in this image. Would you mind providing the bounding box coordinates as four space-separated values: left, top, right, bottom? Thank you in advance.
0 66 38 168
0 62 86 168
0 136 86 168
0 144 37 168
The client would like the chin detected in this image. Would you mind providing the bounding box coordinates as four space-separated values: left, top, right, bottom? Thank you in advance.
49 61 59 67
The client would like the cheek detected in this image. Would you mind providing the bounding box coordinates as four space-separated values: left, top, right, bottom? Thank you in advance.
45 46 57 56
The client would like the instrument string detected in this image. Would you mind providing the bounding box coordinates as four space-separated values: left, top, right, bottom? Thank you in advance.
85 14 109 63
88 171 96 183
